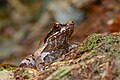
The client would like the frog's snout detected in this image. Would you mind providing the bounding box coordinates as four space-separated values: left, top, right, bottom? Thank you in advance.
65 21 74 38
66 21 74 25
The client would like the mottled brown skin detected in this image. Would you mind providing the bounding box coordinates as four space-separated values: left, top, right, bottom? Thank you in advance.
20 21 77 70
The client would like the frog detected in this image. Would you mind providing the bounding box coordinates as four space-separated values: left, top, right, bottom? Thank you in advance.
19 21 78 70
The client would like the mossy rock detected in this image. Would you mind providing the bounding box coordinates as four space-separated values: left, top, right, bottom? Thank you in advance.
0 32 120 80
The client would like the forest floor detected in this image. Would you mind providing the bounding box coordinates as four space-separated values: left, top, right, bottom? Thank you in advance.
0 32 120 80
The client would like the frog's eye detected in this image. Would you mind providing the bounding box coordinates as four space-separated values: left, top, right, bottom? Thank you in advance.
44 22 61 43
53 22 60 28
52 22 62 32
54 22 59 25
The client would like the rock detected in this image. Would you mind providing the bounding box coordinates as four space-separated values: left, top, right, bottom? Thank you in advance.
0 32 120 80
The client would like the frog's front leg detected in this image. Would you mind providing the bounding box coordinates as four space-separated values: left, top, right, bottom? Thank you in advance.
19 54 36 68
35 51 51 70
68 43 79 51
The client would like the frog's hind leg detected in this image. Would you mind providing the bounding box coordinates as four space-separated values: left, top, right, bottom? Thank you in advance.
19 54 36 68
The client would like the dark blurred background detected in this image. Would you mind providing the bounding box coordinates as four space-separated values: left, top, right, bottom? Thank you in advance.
0 0 120 65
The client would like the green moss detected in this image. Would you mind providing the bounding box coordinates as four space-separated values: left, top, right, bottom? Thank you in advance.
0 67 4 71
102 35 112 42
45 66 70 80
84 50 96 59
83 34 99 50
18 68 31 79
77 32 120 62
116 53 120 59
0 32 120 80
0 64 17 71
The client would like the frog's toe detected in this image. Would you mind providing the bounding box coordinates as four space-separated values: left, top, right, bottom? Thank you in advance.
68 43 79 51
